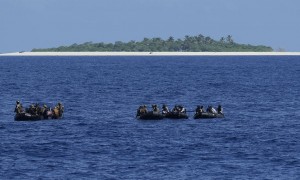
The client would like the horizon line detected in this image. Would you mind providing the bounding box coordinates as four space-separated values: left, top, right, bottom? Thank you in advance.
1 51 300 56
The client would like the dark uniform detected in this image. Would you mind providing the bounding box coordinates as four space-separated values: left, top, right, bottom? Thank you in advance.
178 105 186 113
136 106 143 117
162 104 169 114
41 104 49 118
196 105 204 114
14 101 23 114
57 102 64 117
172 105 179 113
217 105 223 114
152 104 160 113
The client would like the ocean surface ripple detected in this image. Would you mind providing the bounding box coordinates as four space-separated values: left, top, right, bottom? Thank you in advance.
0 56 299 179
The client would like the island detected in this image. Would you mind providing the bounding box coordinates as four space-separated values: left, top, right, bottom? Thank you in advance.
31 34 273 52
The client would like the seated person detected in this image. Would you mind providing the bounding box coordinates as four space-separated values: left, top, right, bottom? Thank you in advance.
142 105 148 113
138 105 148 116
206 106 211 113
52 107 60 119
217 105 223 114
172 105 179 113
211 106 217 114
162 104 169 115
35 103 42 116
136 105 147 117
179 105 186 113
152 104 160 114
29 104 37 115
207 106 217 113
195 105 204 114
136 106 142 117
14 101 24 114
41 104 49 118
56 102 64 117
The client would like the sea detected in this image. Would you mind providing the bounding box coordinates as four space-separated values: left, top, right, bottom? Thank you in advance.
0 56 299 179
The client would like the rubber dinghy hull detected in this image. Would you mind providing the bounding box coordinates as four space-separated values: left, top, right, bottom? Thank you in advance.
164 112 189 119
137 112 164 120
194 112 224 119
15 113 46 121
14 113 62 121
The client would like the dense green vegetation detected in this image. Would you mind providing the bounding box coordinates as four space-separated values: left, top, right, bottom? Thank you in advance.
32 34 273 52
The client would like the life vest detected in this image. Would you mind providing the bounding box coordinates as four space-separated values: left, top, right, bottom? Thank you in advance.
53 108 59 118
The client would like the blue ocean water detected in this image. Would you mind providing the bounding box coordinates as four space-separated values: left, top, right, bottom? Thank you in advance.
0 56 299 179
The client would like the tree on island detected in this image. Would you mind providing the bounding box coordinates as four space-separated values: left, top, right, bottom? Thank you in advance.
226 35 234 44
32 34 273 52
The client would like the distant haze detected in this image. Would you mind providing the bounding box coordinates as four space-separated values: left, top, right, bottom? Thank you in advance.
1 0 300 53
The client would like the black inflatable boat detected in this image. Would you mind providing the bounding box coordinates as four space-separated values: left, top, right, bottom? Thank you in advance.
194 112 224 119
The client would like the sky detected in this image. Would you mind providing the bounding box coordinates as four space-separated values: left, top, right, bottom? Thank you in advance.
0 0 300 52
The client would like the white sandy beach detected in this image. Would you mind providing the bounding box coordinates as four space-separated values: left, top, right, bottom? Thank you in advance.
1 51 300 56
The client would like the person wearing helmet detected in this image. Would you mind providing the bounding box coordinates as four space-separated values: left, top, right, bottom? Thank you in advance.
137 105 148 117
56 102 64 117
52 106 59 119
217 105 223 114
179 105 186 113
152 104 160 114
14 101 23 114
41 104 49 118
195 105 202 114
28 104 36 115
142 105 148 114
162 104 169 115
136 105 143 117
207 106 211 113
172 105 179 113
207 105 217 114
35 103 42 115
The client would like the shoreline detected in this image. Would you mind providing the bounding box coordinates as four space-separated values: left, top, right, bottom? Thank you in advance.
1 51 300 56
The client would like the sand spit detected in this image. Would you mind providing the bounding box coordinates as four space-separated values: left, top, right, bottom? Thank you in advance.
1 52 300 56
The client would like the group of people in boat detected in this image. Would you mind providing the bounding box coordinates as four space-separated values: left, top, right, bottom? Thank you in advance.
14 101 64 119
137 104 223 119
14 100 222 121
195 105 223 115
137 104 187 117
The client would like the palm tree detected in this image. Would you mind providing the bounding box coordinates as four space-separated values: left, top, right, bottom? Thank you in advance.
226 35 234 44
167 36 174 42
196 34 205 43
220 37 225 43
205 36 213 44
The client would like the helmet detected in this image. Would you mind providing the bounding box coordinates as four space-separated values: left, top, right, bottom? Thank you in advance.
16 101 20 104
